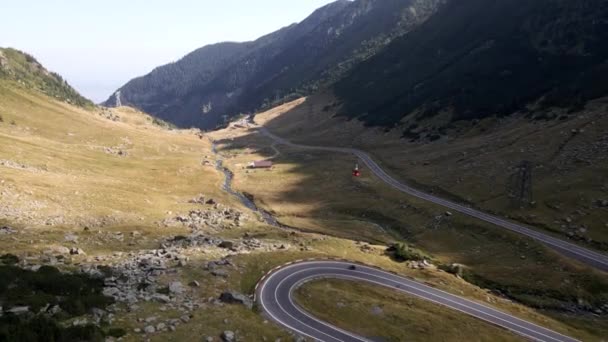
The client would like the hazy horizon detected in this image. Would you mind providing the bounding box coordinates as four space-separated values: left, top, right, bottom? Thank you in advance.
0 0 336 102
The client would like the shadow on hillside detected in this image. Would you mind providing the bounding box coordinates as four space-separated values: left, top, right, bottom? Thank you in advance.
211 98 608 323
212 101 418 244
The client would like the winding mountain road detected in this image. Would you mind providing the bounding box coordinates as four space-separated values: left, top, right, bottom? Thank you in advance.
257 127 608 272
256 260 579 342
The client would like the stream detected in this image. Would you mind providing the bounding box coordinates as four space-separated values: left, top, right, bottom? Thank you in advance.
211 142 279 227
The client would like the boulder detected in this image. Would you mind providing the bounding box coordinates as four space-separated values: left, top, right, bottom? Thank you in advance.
64 234 78 243
219 291 253 309
169 281 185 295
152 294 171 303
7 306 29 315
221 331 235 342
218 241 234 249
70 248 86 255
144 325 156 334
211 269 229 278
0 226 16 235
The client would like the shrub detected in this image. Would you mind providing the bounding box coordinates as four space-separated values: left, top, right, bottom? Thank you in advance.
0 114 4 122
390 243 425 262
0 254 19 265
106 328 127 338
0 315 105 342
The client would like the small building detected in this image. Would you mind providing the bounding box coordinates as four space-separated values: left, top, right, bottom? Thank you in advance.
248 160 273 169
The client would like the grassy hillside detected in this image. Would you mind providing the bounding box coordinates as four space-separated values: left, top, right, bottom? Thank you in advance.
0 79 230 230
107 0 446 129
335 0 608 129
1 77 575 341
209 96 608 339
0 48 93 108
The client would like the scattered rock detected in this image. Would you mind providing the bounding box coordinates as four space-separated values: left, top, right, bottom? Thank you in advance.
6 306 29 315
218 241 234 250
0 226 16 235
162 208 247 230
152 294 171 303
371 306 383 316
188 194 207 205
72 318 88 326
221 331 235 342
169 281 185 295
144 325 156 334
189 281 200 288
52 246 71 255
219 291 253 309
211 269 229 278
70 248 86 256
64 234 78 243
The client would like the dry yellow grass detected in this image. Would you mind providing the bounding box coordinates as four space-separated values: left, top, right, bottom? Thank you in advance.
295 279 524 342
0 80 237 230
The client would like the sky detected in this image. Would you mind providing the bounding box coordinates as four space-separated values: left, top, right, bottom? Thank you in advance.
0 0 336 102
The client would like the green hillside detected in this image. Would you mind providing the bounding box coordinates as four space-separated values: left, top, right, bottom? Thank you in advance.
0 48 93 108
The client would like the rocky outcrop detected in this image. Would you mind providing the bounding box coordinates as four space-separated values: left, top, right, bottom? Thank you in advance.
219 291 253 309
0 226 16 235
161 206 248 231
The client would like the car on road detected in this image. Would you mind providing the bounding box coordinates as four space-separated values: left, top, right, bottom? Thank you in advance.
348 265 357 270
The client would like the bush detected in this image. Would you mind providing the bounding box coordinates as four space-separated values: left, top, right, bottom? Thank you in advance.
105 328 127 338
0 254 19 265
0 114 4 122
0 315 105 342
0 265 113 316
389 243 425 262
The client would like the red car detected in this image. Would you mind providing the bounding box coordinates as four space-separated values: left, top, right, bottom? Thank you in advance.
352 163 361 177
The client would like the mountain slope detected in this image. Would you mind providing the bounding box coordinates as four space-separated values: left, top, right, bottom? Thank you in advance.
105 0 446 129
334 0 608 129
0 48 93 108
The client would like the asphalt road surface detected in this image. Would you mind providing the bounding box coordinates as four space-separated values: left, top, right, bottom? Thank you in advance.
257 127 608 272
257 260 579 342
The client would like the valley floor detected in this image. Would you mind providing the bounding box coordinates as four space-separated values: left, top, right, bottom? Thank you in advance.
1 81 607 341
207 96 608 340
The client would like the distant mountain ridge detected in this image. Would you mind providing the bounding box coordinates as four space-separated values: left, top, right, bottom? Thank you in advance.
105 0 446 129
0 48 92 107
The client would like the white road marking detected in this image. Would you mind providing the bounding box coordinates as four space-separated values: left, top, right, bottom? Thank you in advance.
256 261 580 342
